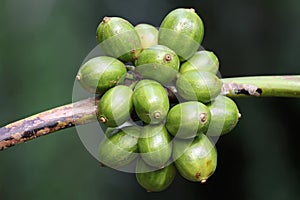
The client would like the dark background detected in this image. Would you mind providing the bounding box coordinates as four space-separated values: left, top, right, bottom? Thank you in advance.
0 0 299 199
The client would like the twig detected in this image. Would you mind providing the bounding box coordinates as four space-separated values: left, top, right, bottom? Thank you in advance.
0 97 99 150
1 75 300 151
221 75 300 98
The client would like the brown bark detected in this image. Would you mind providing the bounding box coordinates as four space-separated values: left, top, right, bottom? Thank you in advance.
0 97 99 150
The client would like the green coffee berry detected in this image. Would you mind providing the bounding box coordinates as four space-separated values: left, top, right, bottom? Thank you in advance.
132 79 169 124
180 50 219 74
166 101 211 139
96 16 142 62
173 134 217 183
76 56 126 94
206 95 241 136
138 124 172 168
135 23 158 49
134 45 180 84
98 126 140 168
136 158 176 192
97 85 133 127
158 8 204 61
176 70 222 103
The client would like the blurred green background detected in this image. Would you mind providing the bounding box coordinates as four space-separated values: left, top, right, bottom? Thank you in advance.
0 0 299 199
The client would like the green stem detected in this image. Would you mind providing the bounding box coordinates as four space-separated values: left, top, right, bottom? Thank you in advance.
221 75 300 98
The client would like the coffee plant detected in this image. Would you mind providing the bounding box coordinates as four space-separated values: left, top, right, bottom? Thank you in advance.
0 7 299 193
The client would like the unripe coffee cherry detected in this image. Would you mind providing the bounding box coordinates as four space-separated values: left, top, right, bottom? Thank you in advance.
158 8 204 61
166 101 211 139
135 23 158 49
206 95 241 136
176 70 222 103
180 50 219 75
98 126 140 168
132 80 169 124
96 17 142 62
138 124 172 168
134 45 180 85
97 85 133 127
136 158 176 192
77 56 126 94
173 134 217 183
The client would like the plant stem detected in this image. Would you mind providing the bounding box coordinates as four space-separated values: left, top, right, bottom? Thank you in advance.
221 75 300 98
0 97 99 150
0 75 299 151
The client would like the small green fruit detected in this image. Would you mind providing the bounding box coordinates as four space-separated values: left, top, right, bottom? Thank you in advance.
206 95 240 136
98 126 140 168
76 56 126 94
166 101 211 139
136 158 176 192
180 50 219 75
138 124 172 168
173 134 217 183
97 85 133 127
132 80 169 124
135 23 158 49
96 16 142 62
176 70 222 103
135 45 180 84
158 8 204 61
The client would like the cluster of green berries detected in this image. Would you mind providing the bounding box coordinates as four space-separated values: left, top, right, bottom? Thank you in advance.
76 8 241 192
